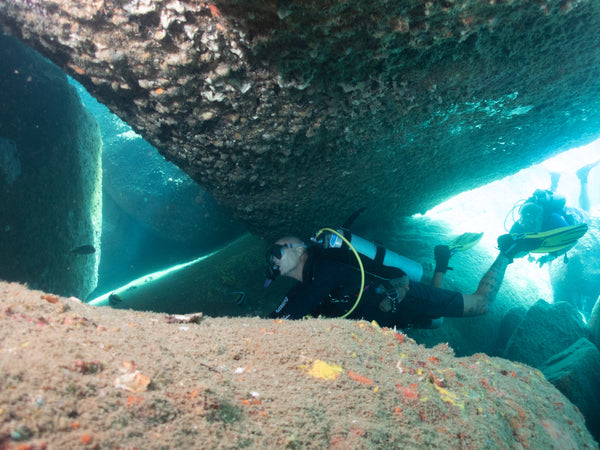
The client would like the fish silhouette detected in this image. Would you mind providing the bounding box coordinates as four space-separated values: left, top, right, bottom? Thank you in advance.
70 245 96 255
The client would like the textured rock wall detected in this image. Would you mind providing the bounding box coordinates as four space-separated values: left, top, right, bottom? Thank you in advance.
550 217 600 317
0 34 102 298
2 282 598 449
2 1 600 238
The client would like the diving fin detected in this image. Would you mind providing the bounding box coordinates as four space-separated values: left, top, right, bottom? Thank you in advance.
449 232 484 253
523 223 588 253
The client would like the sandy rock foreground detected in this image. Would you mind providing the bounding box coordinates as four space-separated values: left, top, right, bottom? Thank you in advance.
0 281 597 449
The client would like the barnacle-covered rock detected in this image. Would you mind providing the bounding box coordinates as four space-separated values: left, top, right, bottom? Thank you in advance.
1 1 600 239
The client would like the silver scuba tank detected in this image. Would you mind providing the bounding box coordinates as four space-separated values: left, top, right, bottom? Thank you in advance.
322 230 424 282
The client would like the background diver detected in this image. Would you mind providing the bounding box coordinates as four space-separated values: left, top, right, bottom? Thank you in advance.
265 231 536 329
504 159 599 266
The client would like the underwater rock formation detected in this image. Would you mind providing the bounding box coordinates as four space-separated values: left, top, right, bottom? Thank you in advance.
503 300 589 368
541 337 600 441
1 1 600 237
72 83 245 249
590 295 600 347
550 219 600 318
0 34 102 298
1 280 598 448
102 128 243 247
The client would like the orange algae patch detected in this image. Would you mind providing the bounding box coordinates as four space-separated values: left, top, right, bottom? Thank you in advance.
393 332 405 343
126 396 144 407
41 294 59 304
348 370 375 386
207 3 219 17
114 371 151 393
71 65 85 75
540 419 579 448
396 383 418 399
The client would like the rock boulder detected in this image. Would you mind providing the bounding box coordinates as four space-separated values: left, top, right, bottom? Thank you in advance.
2 1 600 237
503 300 589 368
540 338 600 443
0 34 102 298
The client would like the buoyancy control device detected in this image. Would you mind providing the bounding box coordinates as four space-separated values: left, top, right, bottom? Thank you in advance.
263 207 425 319
309 227 424 319
312 228 423 282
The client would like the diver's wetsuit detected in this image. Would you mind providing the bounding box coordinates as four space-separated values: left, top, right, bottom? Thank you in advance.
510 190 588 234
269 247 463 328
510 209 584 234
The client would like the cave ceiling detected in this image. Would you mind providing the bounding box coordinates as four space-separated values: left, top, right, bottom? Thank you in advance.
1 0 600 239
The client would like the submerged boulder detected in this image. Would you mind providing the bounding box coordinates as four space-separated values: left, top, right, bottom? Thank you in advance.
102 130 244 248
1 280 598 448
590 295 600 348
0 34 102 298
549 218 600 318
72 84 245 250
540 338 600 443
493 306 528 357
503 300 589 368
2 1 600 238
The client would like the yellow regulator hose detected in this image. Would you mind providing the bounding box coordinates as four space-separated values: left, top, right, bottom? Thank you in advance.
315 228 365 318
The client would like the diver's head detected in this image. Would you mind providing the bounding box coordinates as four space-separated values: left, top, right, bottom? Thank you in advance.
265 237 307 285
518 202 543 232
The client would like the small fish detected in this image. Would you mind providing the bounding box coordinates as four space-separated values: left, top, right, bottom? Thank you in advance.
70 245 96 255
108 293 123 307
231 291 247 305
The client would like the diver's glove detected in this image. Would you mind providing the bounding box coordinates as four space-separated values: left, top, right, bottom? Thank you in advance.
497 233 539 263
434 245 452 274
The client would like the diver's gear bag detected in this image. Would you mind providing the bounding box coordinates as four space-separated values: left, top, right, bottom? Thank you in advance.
312 228 424 282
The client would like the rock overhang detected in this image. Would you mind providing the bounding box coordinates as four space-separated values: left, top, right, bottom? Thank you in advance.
1 0 600 239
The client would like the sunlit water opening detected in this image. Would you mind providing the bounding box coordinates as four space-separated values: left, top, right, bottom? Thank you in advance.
423 140 600 302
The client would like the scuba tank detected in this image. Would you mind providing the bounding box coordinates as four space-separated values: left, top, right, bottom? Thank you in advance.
531 189 566 214
313 228 424 282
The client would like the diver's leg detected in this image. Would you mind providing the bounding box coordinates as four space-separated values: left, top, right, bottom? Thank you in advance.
578 178 590 212
576 159 599 212
550 172 561 193
462 255 510 316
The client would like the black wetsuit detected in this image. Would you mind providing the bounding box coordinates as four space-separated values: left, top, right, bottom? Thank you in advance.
269 247 464 328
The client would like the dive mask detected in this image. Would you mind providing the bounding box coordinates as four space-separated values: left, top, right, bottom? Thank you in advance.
264 242 305 287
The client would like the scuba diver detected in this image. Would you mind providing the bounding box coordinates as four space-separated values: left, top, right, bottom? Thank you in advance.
503 159 599 266
265 229 535 329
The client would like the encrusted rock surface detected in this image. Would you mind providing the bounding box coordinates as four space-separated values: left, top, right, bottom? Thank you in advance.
0 33 102 298
550 217 600 317
503 299 589 368
2 1 600 237
1 280 598 449
541 337 600 439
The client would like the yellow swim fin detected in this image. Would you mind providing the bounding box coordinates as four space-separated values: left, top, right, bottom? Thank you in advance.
448 232 484 253
523 223 588 253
